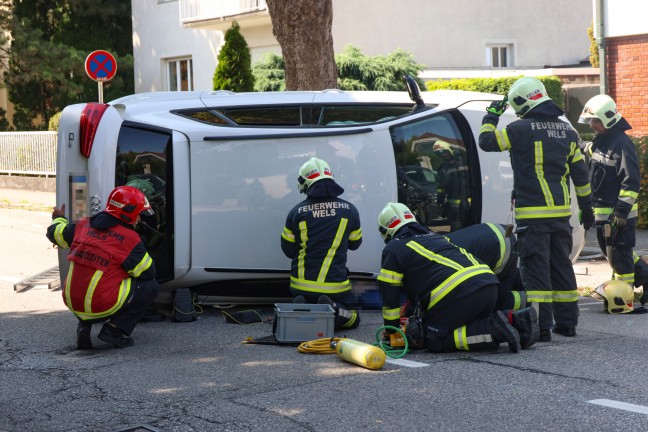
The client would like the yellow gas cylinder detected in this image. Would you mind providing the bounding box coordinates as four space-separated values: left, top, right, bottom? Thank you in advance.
332 338 386 370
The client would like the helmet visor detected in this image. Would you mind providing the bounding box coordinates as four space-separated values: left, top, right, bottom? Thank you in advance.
578 115 598 125
141 196 155 216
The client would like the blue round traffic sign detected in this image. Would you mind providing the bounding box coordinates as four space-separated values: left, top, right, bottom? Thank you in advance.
85 50 117 82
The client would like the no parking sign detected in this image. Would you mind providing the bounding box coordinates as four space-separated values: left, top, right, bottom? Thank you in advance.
85 50 117 82
85 50 117 103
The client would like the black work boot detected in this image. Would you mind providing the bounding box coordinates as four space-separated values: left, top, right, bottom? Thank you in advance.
552 326 576 337
76 321 93 350
98 323 134 348
539 329 552 342
293 295 306 304
510 307 540 349
489 310 520 353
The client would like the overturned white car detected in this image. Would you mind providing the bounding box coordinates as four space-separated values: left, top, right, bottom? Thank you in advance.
55 80 584 306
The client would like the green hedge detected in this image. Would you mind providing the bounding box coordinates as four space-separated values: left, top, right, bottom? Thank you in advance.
635 136 648 229
425 76 564 110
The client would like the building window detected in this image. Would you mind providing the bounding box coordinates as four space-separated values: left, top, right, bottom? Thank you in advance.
487 45 512 68
167 58 193 91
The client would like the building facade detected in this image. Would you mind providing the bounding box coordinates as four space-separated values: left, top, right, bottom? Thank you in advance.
132 0 594 92
595 0 648 137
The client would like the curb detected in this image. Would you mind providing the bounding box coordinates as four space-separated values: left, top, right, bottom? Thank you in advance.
0 202 52 212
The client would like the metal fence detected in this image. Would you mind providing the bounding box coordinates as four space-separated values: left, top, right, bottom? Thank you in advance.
0 132 57 176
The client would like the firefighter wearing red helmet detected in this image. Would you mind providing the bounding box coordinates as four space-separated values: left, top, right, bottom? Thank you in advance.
46 185 160 349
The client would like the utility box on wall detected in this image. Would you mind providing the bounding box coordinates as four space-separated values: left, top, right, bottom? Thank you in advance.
563 84 601 135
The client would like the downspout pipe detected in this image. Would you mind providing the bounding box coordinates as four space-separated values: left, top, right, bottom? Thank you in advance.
594 0 607 94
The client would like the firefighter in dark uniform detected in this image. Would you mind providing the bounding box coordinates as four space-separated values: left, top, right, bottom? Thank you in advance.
433 140 467 232
281 157 363 329
377 203 539 353
479 77 594 342
445 223 525 310
46 186 160 349
579 94 648 305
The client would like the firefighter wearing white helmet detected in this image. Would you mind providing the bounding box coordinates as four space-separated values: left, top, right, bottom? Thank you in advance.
479 76 594 343
281 157 363 329
579 94 622 129
507 76 551 118
376 202 540 353
579 94 648 306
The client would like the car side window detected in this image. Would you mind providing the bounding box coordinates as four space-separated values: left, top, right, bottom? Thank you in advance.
390 112 472 233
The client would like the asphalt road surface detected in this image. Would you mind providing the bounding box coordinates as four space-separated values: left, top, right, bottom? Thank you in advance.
2 208 648 432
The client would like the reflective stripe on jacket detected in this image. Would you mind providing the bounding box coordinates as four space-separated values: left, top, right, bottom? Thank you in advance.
377 231 498 328
479 113 592 221
445 223 511 275
281 197 362 294
48 217 153 320
581 127 640 222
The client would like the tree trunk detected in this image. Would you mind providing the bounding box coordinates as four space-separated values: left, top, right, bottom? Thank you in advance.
266 0 337 90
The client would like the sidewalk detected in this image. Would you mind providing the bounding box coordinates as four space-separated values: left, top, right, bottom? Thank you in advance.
0 188 55 212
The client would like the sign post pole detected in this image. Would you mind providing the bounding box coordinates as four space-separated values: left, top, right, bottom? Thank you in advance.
85 50 117 102
98 82 104 104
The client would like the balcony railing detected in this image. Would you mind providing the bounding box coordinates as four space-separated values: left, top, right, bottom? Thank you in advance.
179 0 267 25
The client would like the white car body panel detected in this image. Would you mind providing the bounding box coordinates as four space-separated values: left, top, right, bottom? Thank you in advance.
55 89 584 303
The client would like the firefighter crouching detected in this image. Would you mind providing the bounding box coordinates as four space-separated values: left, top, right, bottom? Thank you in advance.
281 157 363 329
46 186 160 349
377 203 539 353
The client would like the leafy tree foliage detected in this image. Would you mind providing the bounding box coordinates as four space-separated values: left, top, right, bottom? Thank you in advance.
0 0 133 130
0 108 11 131
588 23 599 68
253 53 285 92
213 21 254 92
253 45 425 92
336 45 425 91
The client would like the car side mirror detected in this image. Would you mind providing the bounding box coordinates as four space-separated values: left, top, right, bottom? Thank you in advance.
403 75 426 112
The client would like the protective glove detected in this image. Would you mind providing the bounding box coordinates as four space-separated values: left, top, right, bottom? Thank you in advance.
579 207 595 230
486 96 509 116
612 215 627 229
51 203 66 219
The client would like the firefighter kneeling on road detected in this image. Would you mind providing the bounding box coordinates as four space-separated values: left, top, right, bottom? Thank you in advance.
377 203 539 353
445 223 527 312
281 157 363 329
46 186 160 349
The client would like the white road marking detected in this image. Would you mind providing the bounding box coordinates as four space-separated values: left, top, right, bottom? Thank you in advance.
386 358 429 368
588 399 648 415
